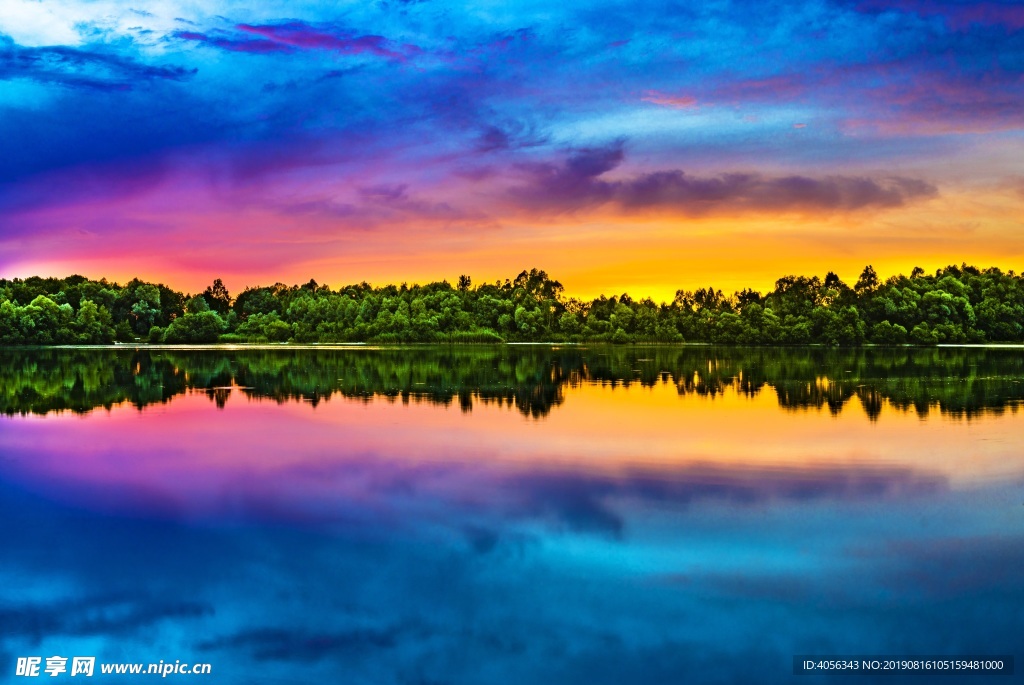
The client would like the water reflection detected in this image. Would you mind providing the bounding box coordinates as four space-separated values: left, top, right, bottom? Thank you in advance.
0 346 1022 684
3 345 1024 418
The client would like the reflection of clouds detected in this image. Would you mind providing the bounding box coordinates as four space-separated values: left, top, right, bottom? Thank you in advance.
659 570 819 603
0 594 212 645
0 449 948 534
850 534 1024 599
0 471 1021 684
1 352 1022 682
502 464 947 536
197 625 406 661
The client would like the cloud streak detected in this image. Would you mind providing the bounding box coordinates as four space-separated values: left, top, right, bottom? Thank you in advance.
510 145 938 215
0 594 212 645
176 21 420 61
0 36 195 90
197 625 406 661
851 0 1024 31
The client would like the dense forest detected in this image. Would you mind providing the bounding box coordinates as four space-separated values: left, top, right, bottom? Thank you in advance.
3 346 1022 420
1 264 1023 345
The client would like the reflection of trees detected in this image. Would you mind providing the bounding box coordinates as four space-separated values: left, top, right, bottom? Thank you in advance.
229 347 569 419
1 346 1022 419
0 349 186 415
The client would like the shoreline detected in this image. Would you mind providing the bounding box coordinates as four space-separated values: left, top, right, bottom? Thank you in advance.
3 342 1024 351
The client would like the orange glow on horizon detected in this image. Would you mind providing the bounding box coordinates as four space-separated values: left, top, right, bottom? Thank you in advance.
3 184 1022 303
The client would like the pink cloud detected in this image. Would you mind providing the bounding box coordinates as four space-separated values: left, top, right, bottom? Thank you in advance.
641 90 698 109
855 1 1024 31
841 69 1024 135
709 73 812 103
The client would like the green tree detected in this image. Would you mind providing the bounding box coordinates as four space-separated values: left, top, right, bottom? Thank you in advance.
202 278 232 315
131 284 161 334
162 311 225 343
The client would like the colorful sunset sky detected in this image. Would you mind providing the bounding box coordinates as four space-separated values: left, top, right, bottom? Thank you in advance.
1 0 1022 301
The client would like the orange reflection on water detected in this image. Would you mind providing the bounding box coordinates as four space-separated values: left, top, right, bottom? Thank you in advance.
10 379 1024 495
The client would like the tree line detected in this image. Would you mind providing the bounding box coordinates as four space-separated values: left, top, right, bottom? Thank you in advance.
1 264 1022 345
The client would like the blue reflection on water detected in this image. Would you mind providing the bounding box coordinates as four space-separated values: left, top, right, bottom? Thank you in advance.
1 409 1022 683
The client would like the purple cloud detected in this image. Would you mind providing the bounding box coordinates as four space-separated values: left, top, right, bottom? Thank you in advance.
237 23 418 61
177 22 420 61
509 145 937 214
357 183 477 222
502 463 946 536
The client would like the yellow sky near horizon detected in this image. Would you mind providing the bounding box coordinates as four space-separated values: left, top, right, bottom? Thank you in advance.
5 183 1022 303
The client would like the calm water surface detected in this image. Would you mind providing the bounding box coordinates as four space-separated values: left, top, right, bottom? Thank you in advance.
1 346 1022 684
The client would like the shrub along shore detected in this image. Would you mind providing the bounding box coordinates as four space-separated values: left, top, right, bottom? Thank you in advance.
2 265 1022 346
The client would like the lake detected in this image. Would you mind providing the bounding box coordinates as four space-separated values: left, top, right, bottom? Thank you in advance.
1 346 1022 683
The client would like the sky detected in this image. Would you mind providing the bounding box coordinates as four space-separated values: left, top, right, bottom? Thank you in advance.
1 0 1023 301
